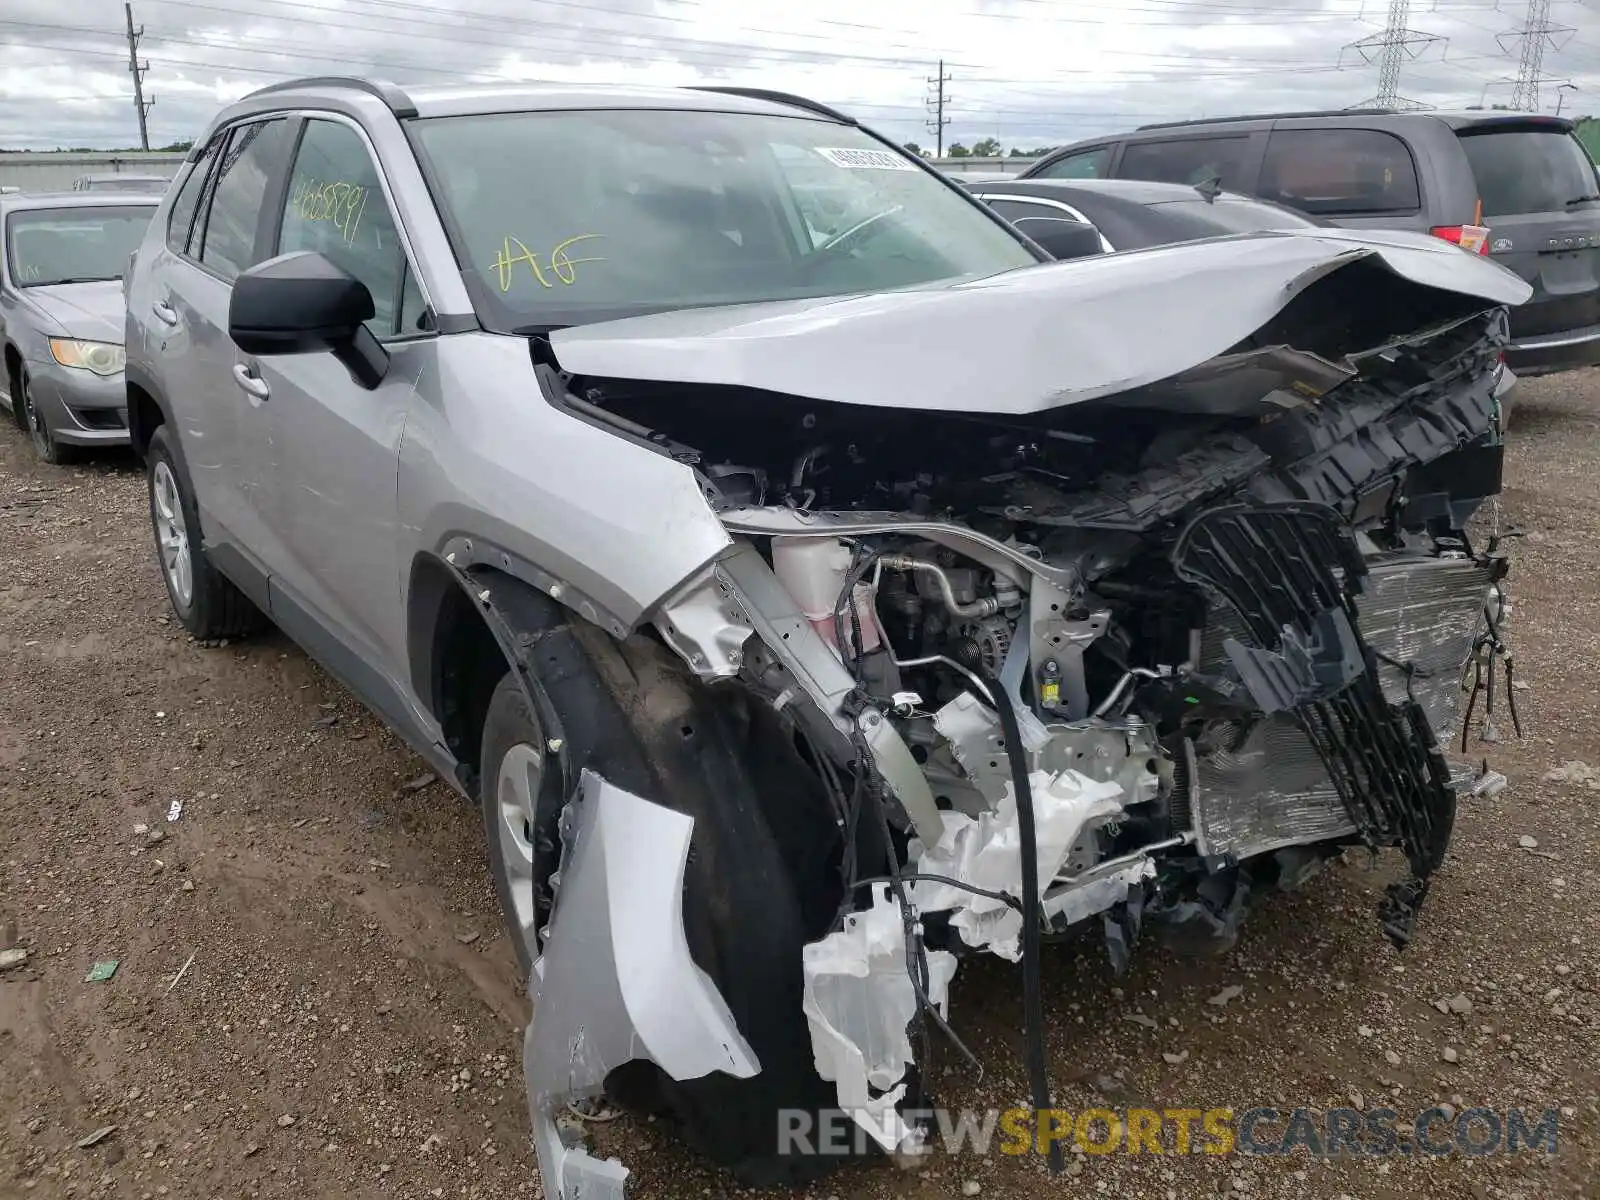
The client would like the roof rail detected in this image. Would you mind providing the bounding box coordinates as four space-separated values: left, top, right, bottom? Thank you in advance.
1134 106 1397 132
689 86 857 125
244 76 418 118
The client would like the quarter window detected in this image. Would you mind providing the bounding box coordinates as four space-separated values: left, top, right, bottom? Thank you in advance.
1033 147 1111 180
196 118 297 282
1258 128 1421 215
1119 137 1252 190
275 119 425 337
165 137 219 256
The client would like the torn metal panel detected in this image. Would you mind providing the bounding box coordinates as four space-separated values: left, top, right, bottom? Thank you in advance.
653 564 755 680
549 229 1529 416
524 771 759 1200
910 767 1126 960
1191 553 1493 862
801 888 957 1153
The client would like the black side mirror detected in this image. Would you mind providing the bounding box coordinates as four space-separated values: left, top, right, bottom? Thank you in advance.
1017 217 1104 262
229 250 388 389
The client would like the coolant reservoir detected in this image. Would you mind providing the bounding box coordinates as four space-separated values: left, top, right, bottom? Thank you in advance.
771 536 882 655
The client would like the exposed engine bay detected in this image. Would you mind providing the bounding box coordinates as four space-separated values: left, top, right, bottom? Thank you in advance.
520 237 1529 1191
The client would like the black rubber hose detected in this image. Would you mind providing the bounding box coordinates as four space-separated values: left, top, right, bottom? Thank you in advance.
983 671 1063 1175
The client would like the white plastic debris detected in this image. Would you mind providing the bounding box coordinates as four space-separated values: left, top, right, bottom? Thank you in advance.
801 886 957 1153
1471 770 1507 798
908 767 1125 961
167 798 184 822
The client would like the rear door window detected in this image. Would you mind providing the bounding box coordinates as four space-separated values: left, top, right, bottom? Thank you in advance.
166 137 220 256
195 118 297 282
1118 137 1251 189
1033 146 1112 180
1458 128 1600 216
1258 128 1421 215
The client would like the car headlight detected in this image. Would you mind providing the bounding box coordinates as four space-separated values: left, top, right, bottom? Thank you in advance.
48 338 125 376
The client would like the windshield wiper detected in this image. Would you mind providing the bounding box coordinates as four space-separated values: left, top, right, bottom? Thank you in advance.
34 275 119 285
510 323 571 337
1565 194 1600 206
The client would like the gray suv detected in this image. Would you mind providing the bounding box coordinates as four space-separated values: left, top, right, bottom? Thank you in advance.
125 77 1529 1197
1024 110 1600 379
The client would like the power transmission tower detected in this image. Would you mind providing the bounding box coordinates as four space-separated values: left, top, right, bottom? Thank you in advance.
125 2 153 151
925 60 951 157
1341 0 1446 111
1495 0 1574 112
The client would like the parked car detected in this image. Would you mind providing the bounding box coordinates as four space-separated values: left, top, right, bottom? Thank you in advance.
964 177 1520 423
1023 110 1600 383
960 176 1326 256
1 190 158 460
125 77 1528 1197
73 172 172 195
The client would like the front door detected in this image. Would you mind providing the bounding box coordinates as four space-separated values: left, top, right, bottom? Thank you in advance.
248 116 434 724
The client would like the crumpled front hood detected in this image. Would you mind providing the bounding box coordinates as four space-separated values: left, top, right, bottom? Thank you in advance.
21 281 126 344
548 229 1532 415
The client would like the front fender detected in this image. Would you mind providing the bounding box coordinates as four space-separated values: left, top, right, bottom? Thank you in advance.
398 332 731 635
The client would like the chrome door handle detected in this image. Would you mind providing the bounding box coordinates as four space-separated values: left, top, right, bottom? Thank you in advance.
152 300 179 326
232 363 270 401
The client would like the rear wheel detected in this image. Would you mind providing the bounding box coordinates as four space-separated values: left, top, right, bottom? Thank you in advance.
145 424 264 640
475 620 847 1187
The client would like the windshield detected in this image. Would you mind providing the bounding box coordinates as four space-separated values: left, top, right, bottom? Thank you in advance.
1458 128 1600 216
409 108 1037 331
4 205 155 287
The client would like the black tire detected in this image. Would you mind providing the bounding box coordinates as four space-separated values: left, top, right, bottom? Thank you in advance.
479 673 559 980
5 358 26 431
145 424 264 640
19 369 76 465
475 609 847 1187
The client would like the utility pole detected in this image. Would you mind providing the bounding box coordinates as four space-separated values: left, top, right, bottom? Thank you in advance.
125 2 153 151
1497 0 1573 113
1341 0 1445 112
925 60 951 157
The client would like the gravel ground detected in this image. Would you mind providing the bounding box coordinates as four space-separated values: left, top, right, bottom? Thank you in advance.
2 373 1597 1200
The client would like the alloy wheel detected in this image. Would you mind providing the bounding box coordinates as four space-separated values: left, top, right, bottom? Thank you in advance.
495 741 542 960
151 460 193 608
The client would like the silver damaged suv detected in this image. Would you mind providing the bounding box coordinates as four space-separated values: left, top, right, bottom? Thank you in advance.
125 77 1530 1196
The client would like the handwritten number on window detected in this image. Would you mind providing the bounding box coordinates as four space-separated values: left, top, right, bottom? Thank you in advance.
290 178 370 249
490 234 605 292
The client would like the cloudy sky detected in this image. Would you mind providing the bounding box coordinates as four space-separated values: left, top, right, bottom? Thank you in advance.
3 0 1600 152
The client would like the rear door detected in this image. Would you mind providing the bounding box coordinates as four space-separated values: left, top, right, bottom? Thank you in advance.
1112 132 1265 194
1454 120 1600 366
154 116 300 586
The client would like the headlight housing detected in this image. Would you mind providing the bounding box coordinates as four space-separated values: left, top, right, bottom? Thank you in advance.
49 338 125 376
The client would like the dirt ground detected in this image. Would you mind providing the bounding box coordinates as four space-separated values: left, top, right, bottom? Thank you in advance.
1 374 1597 1200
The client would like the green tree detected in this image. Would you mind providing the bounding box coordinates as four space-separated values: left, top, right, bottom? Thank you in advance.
946 142 970 157
903 141 927 158
970 137 1002 157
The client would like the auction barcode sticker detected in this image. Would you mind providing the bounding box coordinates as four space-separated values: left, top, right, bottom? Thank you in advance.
815 146 917 171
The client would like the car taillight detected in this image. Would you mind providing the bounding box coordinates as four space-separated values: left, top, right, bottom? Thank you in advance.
1431 223 1491 255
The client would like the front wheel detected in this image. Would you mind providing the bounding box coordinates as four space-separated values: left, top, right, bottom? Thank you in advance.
145 424 264 640
19 370 74 465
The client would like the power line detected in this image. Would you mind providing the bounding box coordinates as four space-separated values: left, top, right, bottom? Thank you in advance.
1341 0 1447 110
1495 0 1575 111
124 2 153 150
926 59 951 156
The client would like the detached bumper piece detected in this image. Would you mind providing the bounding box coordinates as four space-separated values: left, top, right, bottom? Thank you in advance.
524 771 761 1199
1173 502 1456 948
